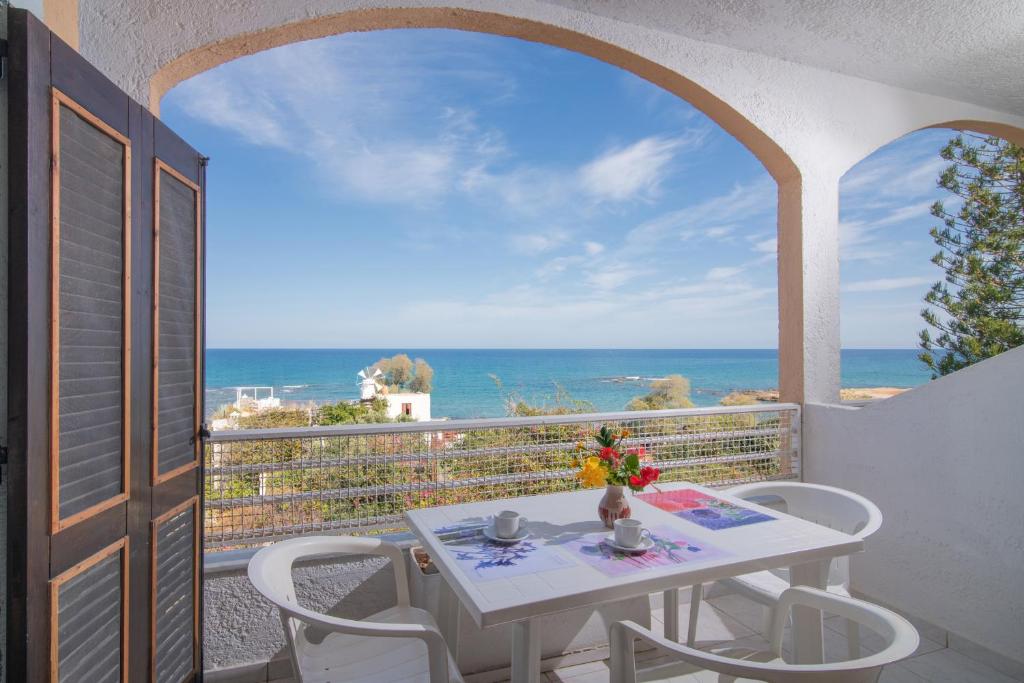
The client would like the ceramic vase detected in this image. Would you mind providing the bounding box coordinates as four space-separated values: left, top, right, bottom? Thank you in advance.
598 484 631 528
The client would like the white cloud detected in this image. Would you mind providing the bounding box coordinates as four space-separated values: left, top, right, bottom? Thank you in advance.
752 237 777 254
842 276 933 292
168 35 511 206
626 176 776 252
707 266 744 280
322 143 455 203
704 226 734 239
509 230 569 254
586 266 638 291
872 201 935 226
583 241 605 256
579 136 688 202
536 255 584 279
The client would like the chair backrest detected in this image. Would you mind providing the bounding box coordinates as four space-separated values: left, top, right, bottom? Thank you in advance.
728 482 882 538
728 482 882 588
248 535 412 677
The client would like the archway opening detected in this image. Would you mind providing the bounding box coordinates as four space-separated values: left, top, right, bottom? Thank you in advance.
163 27 787 418
838 126 1023 398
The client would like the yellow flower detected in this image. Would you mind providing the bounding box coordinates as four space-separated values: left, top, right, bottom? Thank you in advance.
620 429 631 438
576 456 607 488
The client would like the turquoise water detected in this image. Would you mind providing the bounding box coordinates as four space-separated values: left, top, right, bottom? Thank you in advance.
205 348 931 419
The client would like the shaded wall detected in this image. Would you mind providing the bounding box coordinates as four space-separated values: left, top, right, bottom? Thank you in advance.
804 345 1024 674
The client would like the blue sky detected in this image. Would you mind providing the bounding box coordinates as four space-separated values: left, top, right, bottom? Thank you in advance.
162 29 953 349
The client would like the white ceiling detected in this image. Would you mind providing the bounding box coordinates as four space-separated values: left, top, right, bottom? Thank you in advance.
544 0 1024 115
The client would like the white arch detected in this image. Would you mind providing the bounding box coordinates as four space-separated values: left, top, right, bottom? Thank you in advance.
71 0 1024 404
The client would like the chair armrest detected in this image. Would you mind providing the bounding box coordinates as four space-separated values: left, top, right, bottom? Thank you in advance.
610 620 797 682
284 603 451 681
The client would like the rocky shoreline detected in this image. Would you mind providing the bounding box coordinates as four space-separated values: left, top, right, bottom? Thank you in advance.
724 387 909 403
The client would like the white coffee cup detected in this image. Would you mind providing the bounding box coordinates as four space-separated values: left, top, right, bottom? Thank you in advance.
613 518 650 548
494 510 527 539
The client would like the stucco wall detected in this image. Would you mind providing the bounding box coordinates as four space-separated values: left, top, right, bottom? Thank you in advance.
204 553 398 674
803 346 1024 669
73 0 1024 175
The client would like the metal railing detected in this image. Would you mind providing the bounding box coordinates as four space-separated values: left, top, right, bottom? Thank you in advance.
203 404 800 549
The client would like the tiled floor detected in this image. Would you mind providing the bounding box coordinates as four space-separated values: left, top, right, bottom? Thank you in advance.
266 589 1021 683
524 590 1022 683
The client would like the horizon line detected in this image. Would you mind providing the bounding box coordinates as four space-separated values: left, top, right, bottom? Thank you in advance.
205 346 922 351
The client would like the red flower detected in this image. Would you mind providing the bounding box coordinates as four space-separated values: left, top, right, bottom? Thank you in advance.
599 447 618 461
629 475 643 487
639 466 660 484
626 447 647 457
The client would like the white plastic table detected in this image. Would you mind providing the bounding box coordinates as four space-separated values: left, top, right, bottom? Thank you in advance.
405 481 862 683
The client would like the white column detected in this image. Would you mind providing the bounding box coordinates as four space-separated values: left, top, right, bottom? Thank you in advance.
778 171 841 405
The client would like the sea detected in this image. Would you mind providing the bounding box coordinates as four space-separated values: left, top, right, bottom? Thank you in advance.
205 348 931 419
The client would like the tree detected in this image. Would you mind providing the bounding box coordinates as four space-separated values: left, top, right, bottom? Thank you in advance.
374 353 414 389
919 133 1024 377
373 354 434 393
317 397 390 425
408 358 434 393
626 375 695 411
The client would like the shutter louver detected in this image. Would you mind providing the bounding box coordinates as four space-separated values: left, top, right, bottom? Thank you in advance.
153 163 200 483
50 90 131 532
152 499 198 683
50 538 128 683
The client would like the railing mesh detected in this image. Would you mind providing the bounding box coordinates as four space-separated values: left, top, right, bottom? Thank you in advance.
203 404 800 549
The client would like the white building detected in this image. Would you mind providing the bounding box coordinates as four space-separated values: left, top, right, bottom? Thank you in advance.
357 367 432 421
382 391 431 422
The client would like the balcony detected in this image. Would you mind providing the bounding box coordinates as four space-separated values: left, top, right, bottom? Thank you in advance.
200 349 1024 683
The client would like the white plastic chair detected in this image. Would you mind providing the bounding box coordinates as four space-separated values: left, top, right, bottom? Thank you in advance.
248 536 463 683
684 483 883 658
612 587 918 683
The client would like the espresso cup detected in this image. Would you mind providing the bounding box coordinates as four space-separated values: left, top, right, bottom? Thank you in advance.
494 510 527 539
613 518 650 548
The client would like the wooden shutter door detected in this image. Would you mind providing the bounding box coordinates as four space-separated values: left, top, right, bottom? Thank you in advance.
6 10 205 681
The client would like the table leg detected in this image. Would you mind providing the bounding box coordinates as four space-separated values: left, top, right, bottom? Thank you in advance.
789 560 829 664
663 589 680 642
439 579 461 663
511 619 542 683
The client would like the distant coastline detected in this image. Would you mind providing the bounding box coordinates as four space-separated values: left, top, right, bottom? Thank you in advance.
725 387 909 403
205 348 929 419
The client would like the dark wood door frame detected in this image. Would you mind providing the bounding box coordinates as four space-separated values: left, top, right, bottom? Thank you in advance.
6 9 206 681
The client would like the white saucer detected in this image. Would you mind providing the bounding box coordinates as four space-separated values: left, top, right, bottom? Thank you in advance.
603 534 654 554
482 524 530 544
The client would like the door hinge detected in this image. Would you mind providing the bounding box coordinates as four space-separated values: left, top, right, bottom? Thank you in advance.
190 425 211 445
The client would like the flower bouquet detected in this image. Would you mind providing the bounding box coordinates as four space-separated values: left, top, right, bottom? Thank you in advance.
575 425 660 527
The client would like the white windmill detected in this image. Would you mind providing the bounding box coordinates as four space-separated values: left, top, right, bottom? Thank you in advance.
357 367 384 400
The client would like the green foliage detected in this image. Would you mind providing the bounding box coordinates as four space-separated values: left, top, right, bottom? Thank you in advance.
317 397 390 425
626 375 695 411
919 133 1024 377
491 375 596 416
237 408 310 429
374 353 434 393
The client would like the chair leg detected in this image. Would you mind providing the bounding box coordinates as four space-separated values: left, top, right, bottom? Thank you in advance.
687 584 703 646
846 617 861 659
762 604 774 637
